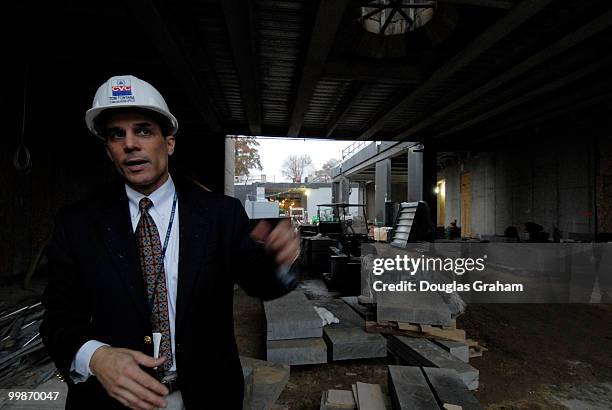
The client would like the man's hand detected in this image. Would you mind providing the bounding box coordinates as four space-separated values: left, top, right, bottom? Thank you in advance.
251 219 300 266
90 346 169 409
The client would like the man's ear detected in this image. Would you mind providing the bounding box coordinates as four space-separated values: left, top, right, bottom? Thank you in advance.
166 135 176 156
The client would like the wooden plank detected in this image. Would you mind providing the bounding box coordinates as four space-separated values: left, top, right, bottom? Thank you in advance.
367 321 467 342
357 0 554 141
420 325 466 342
466 339 488 358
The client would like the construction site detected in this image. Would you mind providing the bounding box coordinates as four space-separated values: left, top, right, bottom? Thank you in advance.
2 0 612 409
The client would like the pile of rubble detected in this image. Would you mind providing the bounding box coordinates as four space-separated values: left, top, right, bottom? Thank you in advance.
0 299 53 387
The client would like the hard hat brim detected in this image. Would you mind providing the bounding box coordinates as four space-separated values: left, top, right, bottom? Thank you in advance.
85 104 179 140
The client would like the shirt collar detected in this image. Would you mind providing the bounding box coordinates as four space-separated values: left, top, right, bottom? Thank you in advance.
125 174 176 213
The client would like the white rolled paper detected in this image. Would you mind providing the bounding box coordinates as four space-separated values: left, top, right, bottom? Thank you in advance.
152 332 162 360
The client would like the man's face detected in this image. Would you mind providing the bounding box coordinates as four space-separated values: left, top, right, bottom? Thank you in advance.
102 112 175 194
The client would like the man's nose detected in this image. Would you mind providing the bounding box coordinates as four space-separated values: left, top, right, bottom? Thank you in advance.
123 131 141 151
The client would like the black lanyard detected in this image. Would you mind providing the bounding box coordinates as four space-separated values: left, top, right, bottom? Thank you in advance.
147 191 178 316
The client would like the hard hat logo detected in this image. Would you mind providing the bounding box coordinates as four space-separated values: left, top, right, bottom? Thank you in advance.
111 78 132 96
109 77 136 104
85 75 179 140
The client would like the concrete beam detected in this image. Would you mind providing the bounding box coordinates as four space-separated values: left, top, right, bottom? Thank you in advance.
375 159 392 224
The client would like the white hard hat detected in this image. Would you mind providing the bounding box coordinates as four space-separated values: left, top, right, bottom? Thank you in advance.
85 75 178 139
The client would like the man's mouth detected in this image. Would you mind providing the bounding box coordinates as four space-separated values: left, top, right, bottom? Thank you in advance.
124 158 149 172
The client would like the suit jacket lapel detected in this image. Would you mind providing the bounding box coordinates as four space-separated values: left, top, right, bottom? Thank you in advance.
97 182 149 323
176 182 211 333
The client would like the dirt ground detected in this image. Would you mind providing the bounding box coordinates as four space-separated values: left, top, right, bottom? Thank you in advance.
234 288 612 409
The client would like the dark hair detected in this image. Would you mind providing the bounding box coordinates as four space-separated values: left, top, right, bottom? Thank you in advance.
94 107 173 139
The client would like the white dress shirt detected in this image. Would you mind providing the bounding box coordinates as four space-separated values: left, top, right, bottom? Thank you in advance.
70 175 179 381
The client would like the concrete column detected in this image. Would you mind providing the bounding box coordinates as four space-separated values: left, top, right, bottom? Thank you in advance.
375 159 392 224
407 145 423 202
332 181 340 203
366 182 375 223
340 177 350 203
422 144 438 227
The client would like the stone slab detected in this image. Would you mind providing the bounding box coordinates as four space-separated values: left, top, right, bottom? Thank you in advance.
265 291 323 340
266 338 327 365
354 382 387 410
362 243 455 326
340 296 376 322
433 339 470 363
387 365 439 410
388 336 479 390
422 368 482 410
314 298 365 329
323 327 386 361
240 356 290 410
320 389 356 409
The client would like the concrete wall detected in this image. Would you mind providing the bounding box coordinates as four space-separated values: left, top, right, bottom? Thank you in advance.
439 143 595 238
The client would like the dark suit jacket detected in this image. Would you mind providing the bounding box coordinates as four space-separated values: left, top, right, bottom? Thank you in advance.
40 177 295 409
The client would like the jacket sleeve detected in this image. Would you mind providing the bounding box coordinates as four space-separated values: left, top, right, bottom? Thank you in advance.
40 209 94 384
229 197 297 301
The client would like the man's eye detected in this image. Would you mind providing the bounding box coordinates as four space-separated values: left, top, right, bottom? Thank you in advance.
106 130 124 139
136 128 153 136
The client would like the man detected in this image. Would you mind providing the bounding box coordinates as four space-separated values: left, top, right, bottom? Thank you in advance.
40 75 299 409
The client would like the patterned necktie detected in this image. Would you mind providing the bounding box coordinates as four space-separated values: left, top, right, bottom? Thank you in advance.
135 197 173 372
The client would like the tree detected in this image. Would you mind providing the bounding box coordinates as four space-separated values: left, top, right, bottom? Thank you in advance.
281 154 313 182
312 158 341 182
233 136 263 177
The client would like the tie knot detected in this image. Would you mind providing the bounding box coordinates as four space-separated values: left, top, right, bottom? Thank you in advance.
139 197 153 212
